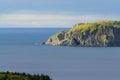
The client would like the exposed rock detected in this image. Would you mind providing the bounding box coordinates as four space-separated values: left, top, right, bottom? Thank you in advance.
44 21 120 47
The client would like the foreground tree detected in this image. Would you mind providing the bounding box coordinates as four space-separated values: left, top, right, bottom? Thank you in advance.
0 71 52 80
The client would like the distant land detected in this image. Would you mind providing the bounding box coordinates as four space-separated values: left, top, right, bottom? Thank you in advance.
44 20 120 47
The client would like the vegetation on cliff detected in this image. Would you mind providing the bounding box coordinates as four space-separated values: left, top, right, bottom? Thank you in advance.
0 71 52 80
68 20 120 33
45 20 120 47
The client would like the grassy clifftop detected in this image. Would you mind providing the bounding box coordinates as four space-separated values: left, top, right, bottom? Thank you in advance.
68 20 120 33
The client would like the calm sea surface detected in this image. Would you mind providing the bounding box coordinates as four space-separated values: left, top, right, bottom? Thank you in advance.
0 28 120 80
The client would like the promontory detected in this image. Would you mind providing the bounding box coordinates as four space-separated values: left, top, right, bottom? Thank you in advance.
44 21 120 47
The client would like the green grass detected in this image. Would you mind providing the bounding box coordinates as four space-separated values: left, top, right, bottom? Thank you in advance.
68 20 120 33
52 32 62 38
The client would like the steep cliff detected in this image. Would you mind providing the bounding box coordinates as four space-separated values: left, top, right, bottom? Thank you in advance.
45 21 120 47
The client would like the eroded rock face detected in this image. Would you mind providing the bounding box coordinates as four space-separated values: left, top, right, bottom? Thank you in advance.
45 31 67 45
44 21 120 47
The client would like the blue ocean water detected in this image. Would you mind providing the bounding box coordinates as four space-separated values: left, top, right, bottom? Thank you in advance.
0 28 120 80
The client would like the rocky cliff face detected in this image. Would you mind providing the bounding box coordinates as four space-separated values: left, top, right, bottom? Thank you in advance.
44 21 120 47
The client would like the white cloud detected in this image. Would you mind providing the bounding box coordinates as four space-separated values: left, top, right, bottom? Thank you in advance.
0 14 119 28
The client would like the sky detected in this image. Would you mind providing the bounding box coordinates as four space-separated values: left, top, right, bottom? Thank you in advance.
0 0 120 28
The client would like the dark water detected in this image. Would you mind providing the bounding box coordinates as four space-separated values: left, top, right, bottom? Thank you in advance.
0 28 120 80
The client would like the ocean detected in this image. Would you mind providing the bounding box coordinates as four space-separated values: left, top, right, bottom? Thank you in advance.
0 28 120 80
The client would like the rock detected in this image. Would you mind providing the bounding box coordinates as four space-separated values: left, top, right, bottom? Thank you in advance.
44 20 120 47
42 42 46 44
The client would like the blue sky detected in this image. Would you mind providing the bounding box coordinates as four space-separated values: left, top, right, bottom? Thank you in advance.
0 0 120 27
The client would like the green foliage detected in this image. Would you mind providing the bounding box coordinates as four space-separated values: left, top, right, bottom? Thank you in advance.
68 20 120 33
0 72 52 80
51 32 62 38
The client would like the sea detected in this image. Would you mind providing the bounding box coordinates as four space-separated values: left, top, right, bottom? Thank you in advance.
0 28 120 80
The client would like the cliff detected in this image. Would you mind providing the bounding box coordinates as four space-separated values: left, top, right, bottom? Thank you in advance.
44 21 120 47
